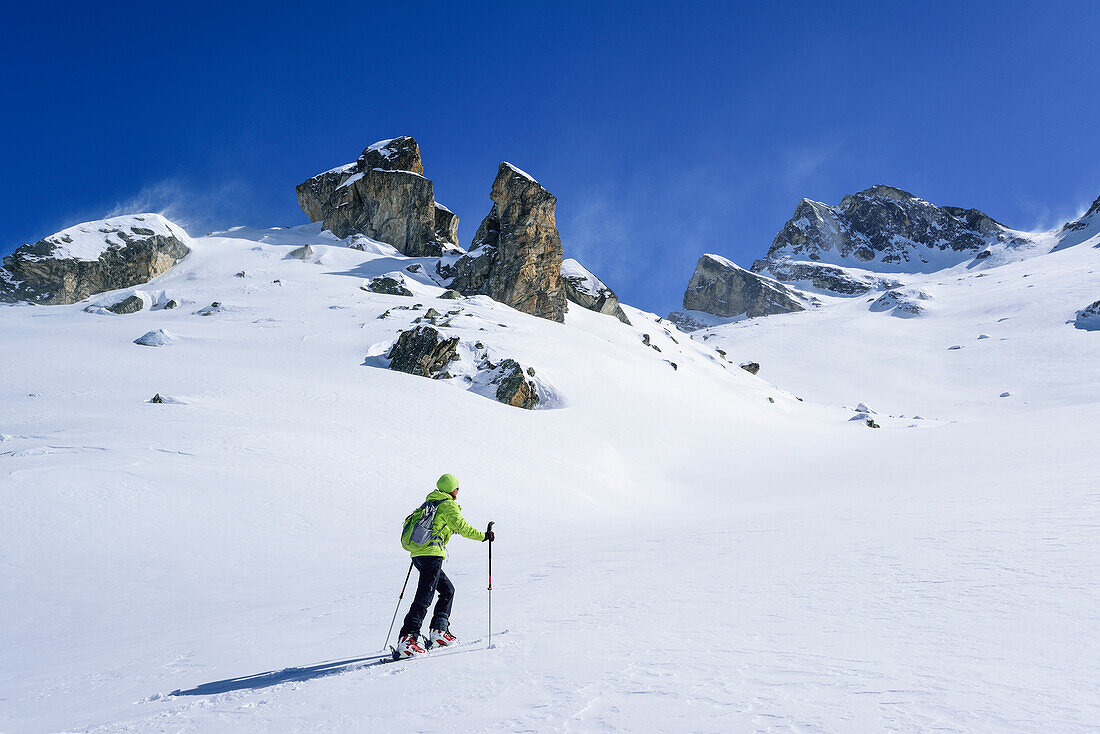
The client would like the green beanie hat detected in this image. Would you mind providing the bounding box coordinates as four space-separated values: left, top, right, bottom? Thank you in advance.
436 473 459 493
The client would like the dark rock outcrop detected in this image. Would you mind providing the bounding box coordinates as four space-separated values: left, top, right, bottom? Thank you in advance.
560 258 630 325
295 136 458 257
739 362 760 375
387 325 459 377
0 214 191 305
491 358 539 409
440 163 566 322
363 274 413 297
1075 300 1100 331
108 295 145 314
677 254 805 321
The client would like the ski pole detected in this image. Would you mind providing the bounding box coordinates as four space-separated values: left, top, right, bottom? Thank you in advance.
486 521 494 649
383 560 414 651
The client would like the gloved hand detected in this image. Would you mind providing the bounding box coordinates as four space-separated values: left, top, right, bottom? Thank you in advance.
484 529 495 542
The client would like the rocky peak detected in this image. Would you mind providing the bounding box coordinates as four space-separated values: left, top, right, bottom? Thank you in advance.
295 136 456 256
839 184 917 208
765 185 1010 272
440 162 566 323
0 213 191 305
357 136 423 174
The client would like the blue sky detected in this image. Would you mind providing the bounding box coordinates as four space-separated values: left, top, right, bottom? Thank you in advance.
2 1 1097 314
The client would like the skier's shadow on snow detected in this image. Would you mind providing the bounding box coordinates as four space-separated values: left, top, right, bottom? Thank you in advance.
170 652 392 696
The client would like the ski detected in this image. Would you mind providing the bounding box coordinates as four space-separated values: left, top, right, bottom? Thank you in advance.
383 629 510 665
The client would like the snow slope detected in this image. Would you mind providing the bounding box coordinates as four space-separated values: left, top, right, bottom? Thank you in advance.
697 232 1100 421
1 224 1098 732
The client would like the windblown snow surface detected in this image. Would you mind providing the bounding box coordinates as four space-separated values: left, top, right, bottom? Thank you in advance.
1 223 1098 732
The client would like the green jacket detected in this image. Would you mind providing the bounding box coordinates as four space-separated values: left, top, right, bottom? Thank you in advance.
409 489 485 558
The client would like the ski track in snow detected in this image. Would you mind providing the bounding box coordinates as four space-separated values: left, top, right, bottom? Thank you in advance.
1 225 1098 732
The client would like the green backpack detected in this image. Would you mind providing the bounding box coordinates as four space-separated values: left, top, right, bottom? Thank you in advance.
401 499 444 553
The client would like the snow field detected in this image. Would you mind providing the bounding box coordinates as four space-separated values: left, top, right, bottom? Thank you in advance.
1 224 1098 732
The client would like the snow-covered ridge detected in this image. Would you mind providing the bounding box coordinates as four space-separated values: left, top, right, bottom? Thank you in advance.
26 213 192 262
561 258 606 297
703 252 739 269
318 161 357 177
501 161 538 183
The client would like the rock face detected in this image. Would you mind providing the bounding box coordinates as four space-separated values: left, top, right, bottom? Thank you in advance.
387 325 459 377
1075 300 1100 331
295 137 458 257
762 185 1016 272
678 254 805 321
440 163 566 322
560 258 631 325
0 214 191 305
433 203 460 247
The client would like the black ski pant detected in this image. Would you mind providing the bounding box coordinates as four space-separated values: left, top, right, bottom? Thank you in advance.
399 555 454 638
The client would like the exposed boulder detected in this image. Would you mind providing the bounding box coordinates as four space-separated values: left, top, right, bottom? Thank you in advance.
560 258 630 325
387 325 459 377
108 295 145 314
675 254 805 323
491 358 540 409
0 214 191 305
440 163 566 322
1075 300 1100 331
286 244 314 260
363 273 413 297
869 289 930 318
295 136 457 257
134 329 176 347
439 289 461 300
739 362 760 375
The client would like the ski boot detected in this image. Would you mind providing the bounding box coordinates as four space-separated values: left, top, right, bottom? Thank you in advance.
395 632 427 659
429 628 457 648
